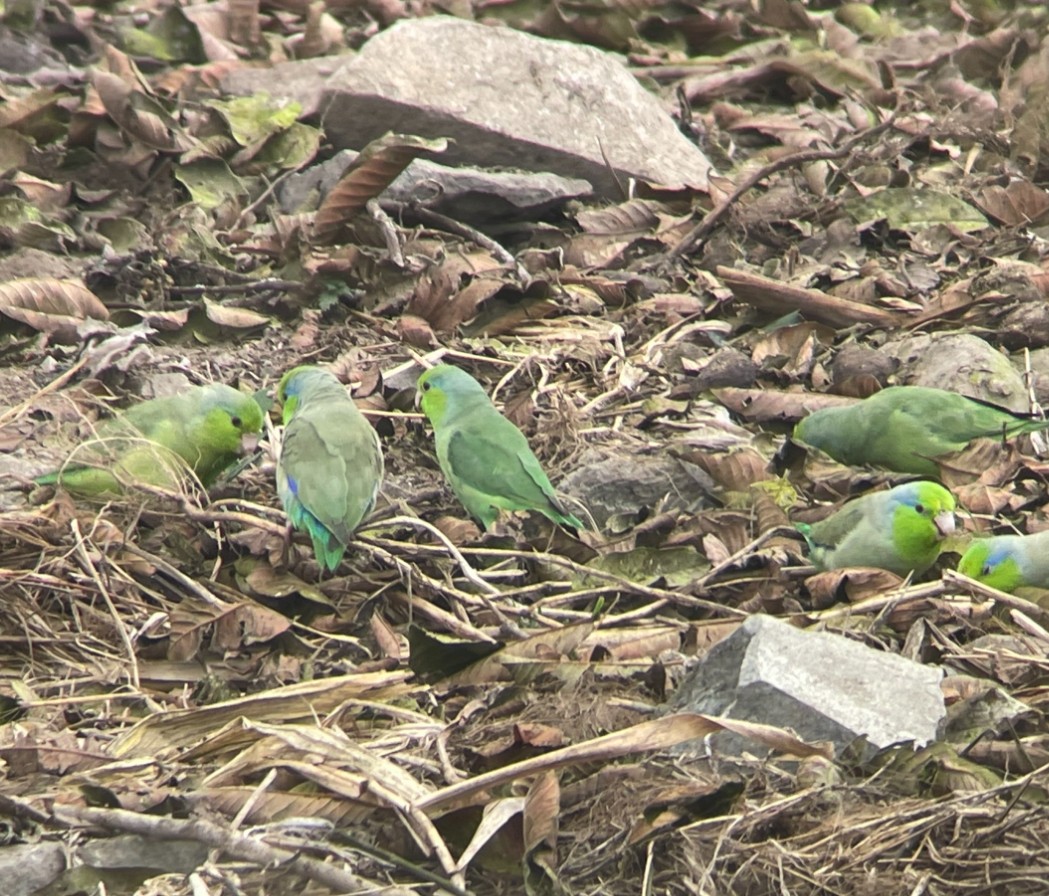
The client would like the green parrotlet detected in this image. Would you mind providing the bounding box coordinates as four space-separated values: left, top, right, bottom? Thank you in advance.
797 480 956 575
957 529 1049 592
36 383 264 496
276 366 384 572
794 386 1049 476
416 364 584 531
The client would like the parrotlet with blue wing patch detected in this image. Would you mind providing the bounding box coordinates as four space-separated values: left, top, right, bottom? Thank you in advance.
276 366 384 572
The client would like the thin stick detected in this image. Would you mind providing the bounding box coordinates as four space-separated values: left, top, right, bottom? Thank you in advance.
70 518 140 690
664 114 898 261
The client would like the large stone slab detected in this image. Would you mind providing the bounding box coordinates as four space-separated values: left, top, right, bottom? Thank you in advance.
883 333 1028 411
671 615 945 758
320 17 713 197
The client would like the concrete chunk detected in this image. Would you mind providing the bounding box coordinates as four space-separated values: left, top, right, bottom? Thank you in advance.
671 615 945 758
320 17 713 197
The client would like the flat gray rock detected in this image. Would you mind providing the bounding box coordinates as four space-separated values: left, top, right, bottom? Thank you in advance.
671 615 945 759
0 842 66 896
320 17 712 197
277 149 593 224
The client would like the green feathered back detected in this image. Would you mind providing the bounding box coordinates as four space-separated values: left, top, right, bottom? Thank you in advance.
794 386 1049 476
276 366 385 572
417 364 584 530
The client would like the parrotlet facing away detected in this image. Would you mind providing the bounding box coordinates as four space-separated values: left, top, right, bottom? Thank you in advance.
416 364 584 531
957 529 1049 592
276 366 384 572
36 384 264 496
797 481 956 575
794 386 1049 476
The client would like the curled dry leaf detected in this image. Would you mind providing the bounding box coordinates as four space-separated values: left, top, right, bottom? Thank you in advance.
683 447 771 493
92 70 192 153
203 297 271 330
0 277 109 342
715 386 852 424
937 438 1024 490
804 567 906 608
312 133 448 245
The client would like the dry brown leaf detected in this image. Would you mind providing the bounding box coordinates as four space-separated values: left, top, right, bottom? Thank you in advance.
313 133 448 244
0 277 109 341
226 0 261 47
576 199 662 235
684 447 771 492
523 771 560 884
804 568 906 607
684 619 742 654
212 604 292 649
715 386 854 424
937 438 1024 490
976 181 1049 227
579 625 683 661
203 297 270 330
406 252 504 333
204 785 376 826
396 313 438 348
718 266 901 328
92 71 190 153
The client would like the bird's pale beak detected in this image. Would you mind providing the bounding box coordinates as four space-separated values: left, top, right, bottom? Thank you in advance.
934 510 956 538
414 389 422 410
240 432 260 455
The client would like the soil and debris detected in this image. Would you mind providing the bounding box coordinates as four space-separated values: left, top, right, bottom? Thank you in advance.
4 1 1049 894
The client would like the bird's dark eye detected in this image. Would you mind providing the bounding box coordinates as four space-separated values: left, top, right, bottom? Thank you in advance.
982 564 992 576
422 382 431 391
914 503 924 514
230 416 242 427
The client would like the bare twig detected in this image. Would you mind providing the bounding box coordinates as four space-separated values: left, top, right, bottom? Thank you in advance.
663 114 898 262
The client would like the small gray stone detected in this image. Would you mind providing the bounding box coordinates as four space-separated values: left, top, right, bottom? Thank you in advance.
883 333 1028 410
0 841 66 896
691 348 761 391
1000 302 1049 351
320 17 712 197
830 344 898 388
671 615 945 759
559 447 716 529
79 834 208 872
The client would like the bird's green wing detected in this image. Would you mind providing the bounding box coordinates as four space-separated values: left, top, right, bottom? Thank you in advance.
803 497 873 551
446 426 555 505
279 402 383 549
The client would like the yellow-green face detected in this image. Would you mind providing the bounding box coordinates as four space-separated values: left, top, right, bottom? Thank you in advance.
197 392 264 455
889 481 956 562
416 367 448 424
958 541 1023 592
